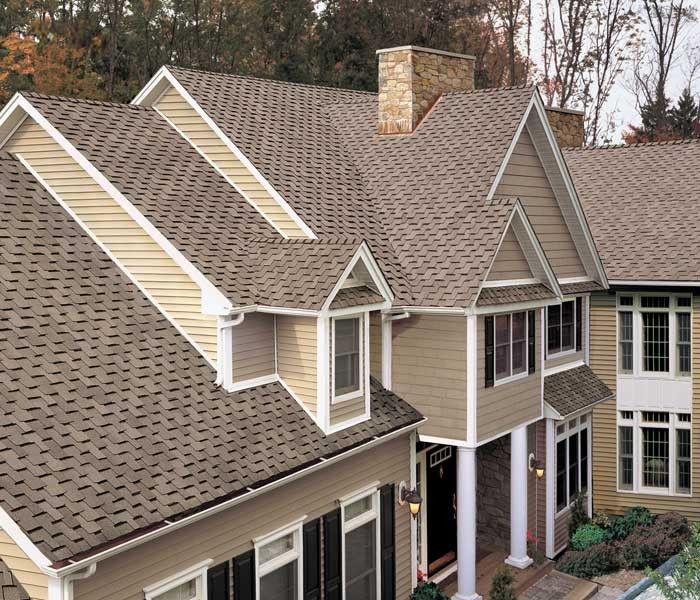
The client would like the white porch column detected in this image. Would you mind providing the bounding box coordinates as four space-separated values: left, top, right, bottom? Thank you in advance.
454 447 481 600
506 425 533 569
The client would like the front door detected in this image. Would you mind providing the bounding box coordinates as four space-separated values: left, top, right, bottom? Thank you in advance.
426 446 458 576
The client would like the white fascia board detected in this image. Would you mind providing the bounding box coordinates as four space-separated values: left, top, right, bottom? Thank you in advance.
473 298 557 315
418 434 470 448
133 67 317 240
51 418 424 577
608 279 700 287
544 403 563 421
543 358 585 377
389 306 467 315
321 243 394 312
0 506 53 573
329 301 391 318
2 95 232 316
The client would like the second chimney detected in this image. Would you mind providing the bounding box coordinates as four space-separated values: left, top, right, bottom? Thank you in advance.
377 46 475 135
544 106 585 148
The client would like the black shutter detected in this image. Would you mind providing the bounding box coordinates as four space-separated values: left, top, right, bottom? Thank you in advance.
323 509 342 600
576 297 582 351
485 315 495 387
303 519 321 600
233 550 255 600
528 310 536 374
207 561 229 600
380 484 396 600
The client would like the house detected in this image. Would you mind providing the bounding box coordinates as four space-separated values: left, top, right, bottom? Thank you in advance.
564 139 700 522
0 45 615 600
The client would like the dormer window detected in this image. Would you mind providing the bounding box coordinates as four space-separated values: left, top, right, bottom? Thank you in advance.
333 316 364 400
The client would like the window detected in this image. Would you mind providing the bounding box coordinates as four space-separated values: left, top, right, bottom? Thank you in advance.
617 411 691 495
342 490 380 600
256 522 303 600
556 415 590 512
547 299 578 356
617 294 692 377
144 562 210 600
334 316 363 399
494 312 528 382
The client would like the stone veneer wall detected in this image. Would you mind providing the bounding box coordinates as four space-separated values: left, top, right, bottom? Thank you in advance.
545 107 585 148
476 435 511 548
377 47 475 134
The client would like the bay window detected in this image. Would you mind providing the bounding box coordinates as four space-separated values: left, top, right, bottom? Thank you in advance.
255 522 303 600
617 410 691 495
342 490 380 600
617 294 692 377
333 316 363 400
547 298 582 357
556 415 590 513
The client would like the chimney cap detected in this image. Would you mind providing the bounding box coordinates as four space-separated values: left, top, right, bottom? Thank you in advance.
376 45 476 61
545 105 585 117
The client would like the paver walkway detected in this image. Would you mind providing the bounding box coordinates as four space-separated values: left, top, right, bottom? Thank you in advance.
520 571 579 599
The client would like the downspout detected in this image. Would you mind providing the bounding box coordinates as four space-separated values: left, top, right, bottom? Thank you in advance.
215 313 246 387
62 563 96 600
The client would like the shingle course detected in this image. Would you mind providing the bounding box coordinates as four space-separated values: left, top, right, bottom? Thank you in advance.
0 154 422 565
0 559 28 600
544 365 613 418
477 283 555 306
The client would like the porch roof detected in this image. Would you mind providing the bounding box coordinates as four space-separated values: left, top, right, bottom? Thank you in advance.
544 364 613 419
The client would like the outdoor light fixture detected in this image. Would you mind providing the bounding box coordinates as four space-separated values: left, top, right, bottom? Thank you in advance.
528 453 545 479
398 481 423 519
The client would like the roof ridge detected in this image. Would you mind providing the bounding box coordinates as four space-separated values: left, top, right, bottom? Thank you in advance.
444 83 537 96
566 137 700 151
20 91 151 111
167 65 377 97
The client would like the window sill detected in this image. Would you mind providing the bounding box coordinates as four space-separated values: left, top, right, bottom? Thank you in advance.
616 487 693 498
332 390 364 404
618 373 692 382
494 371 530 387
555 492 588 519
547 348 577 361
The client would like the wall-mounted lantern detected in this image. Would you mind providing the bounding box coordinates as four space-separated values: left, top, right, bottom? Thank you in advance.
398 481 423 519
528 453 545 479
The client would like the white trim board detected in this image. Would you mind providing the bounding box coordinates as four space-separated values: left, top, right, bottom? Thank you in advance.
132 67 316 240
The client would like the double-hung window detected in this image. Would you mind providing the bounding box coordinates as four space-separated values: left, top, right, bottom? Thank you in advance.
489 311 531 384
547 298 582 357
617 294 692 377
145 562 210 600
555 414 590 513
342 490 380 600
333 316 363 400
617 411 691 495
255 521 303 600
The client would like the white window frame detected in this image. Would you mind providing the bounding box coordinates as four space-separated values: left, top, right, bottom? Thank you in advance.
546 298 579 359
616 293 692 380
555 414 591 517
339 484 382 600
254 517 306 600
616 410 692 497
493 311 529 386
144 560 212 600
332 314 365 403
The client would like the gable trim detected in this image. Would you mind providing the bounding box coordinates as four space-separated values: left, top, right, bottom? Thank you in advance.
0 506 52 573
482 278 540 288
16 154 215 367
0 94 233 317
486 91 608 287
133 67 317 240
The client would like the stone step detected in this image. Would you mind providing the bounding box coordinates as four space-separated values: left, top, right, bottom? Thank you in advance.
564 579 599 600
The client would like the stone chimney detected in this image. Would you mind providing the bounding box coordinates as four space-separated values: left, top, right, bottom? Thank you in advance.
545 106 585 148
377 46 475 135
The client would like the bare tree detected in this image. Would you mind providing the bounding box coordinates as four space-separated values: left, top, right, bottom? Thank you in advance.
580 0 639 144
489 0 527 85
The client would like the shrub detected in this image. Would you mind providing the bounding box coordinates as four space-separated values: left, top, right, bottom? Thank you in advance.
410 581 448 600
557 542 619 578
490 567 517 600
619 512 691 570
568 493 591 539
607 506 653 541
591 511 612 530
571 523 607 551
649 523 700 600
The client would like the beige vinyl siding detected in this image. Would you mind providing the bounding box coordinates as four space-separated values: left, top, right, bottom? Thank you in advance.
477 310 542 443
370 311 382 380
392 315 467 441
487 226 533 282
154 86 307 239
73 435 413 600
495 129 586 279
0 531 48 600
277 315 317 415
231 313 275 383
5 119 218 362
589 292 700 519
330 396 365 426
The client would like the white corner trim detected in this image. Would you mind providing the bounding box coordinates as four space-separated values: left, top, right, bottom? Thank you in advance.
0 506 52 571
544 359 586 378
16 154 216 368
466 314 478 447
2 94 232 316
315 316 330 433
133 68 317 240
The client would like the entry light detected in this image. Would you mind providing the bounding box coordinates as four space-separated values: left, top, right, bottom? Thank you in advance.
528 452 545 479
398 481 423 519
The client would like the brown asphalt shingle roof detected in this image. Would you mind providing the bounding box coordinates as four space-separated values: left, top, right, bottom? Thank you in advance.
167 68 538 307
477 283 555 306
0 154 422 565
564 139 700 282
0 560 27 600
544 365 613 418
330 285 384 309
